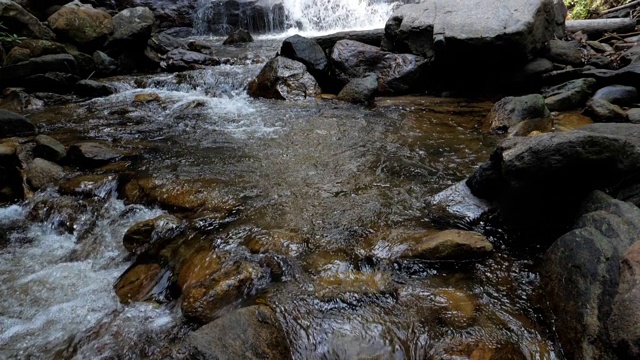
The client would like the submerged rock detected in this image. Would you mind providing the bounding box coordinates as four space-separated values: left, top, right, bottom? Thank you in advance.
486 94 550 134
244 229 307 257
428 181 495 226
123 214 182 255
189 305 292 359
223 29 253 45
114 263 164 304
58 174 118 198
402 229 493 261
247 56 320 101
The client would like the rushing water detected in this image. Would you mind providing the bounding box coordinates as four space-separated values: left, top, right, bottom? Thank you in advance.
0 34 559 359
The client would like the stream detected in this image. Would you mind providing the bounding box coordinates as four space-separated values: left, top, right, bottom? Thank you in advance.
0 3 560 359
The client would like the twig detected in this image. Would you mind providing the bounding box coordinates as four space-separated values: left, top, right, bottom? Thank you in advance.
601 0 640 15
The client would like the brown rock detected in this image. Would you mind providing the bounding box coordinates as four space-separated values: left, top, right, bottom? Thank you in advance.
34 134 66 162
314 271 396 302
434 288 477 328
123 214 181 255
114 263 163 304
608 241 640 358
26 158 64 190
67 142 126 168
58 174 118 197
244 229 307 256
404 229 493 261
47 3 114 46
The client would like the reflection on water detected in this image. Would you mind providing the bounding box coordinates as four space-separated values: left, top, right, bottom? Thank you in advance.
0 37 559 359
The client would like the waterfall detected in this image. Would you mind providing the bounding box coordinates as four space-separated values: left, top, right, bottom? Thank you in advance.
193 0 402 36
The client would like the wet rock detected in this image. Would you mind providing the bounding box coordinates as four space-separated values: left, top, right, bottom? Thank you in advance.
74 80 116 98
592 85 637 106
336 73 378 104
583 99 628 123
247 56 320 101
58 174 118 198
0 54 78 88
147 32 183 55
546 40 583 66
123 177 239 214
0 143 23 202
244 229 307 257
330 40 428 95
67 142 125 168
383 0 566 65
47 2 114 47
123 214 181 255
486 94 550 134
542 191 640 360
109 7 155 44
0 0 55 40
93 50 118 76
0 109 36 138
584 61 640 87
3 39 67 65
507 117 553 137
627 108 640 124
313 29 384 53
0 88 43 112
189 305 292 360
67 49 96 77
588 55 614 69
27 196 89 233
521 58 554 78
543 78 597 111
160 48 219 71
194 0 285 35
403 229 493 261
222 28 253 45
133 93 161 103
114 263 163 304
314 271 396 302
587 40 614 53
181 257 262 323
428 181 494 226
280 35 326 74
434 288 477 328
608 241 640 358
26 158 64 190
467 124 640 228
24 72 81 94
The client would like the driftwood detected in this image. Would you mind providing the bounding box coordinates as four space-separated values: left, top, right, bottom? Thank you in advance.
566 18 637 36
600 0 640 15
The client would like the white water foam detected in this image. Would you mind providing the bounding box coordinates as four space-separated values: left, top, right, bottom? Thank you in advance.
0 193 171 359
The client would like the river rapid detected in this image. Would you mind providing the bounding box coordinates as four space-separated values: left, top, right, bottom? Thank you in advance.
0 6 560 360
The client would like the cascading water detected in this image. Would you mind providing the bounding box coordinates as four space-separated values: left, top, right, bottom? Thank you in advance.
193 0 402 35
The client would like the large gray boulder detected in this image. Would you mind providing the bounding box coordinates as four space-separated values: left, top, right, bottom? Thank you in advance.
247 56 320 101
109 7 155 44
543 191 640 360
280 35 327 75
383 0 566 65
330 40 429 95
0 0 55 40
486 94 550 134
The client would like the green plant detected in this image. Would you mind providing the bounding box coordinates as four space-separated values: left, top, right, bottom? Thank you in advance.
0 22 25 45
564 0 634 19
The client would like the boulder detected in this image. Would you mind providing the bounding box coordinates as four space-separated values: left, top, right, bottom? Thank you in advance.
74 80 116 98
67 142 125 167
3 39 67 65
222 28 253 45
313 29 384 53
109 6 155 44
24 72 80 94
160 48 219 72
589 55 614 70
628 108 640 124
592 85 638 105
583 99 628 123
247 56 320 101
0 54 77 88
93 50 118 76
402 229 493 261
26 157 63 190
280 35 327 74
467 123 640 228
27 196 89 233
546 39 583 66
47 2 113 46
0 0 55 39
486 94 550 134
189 305 291 360
608 240 640 359
543 78 597 111
123 214 181 255
34 134 66 162
382 0 566 65
0 109 36 137
542 191 640 360
114 263 164 304
330 40 428 94
336 73 378 104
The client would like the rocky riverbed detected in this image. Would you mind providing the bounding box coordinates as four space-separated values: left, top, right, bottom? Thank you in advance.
3 0 640 359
